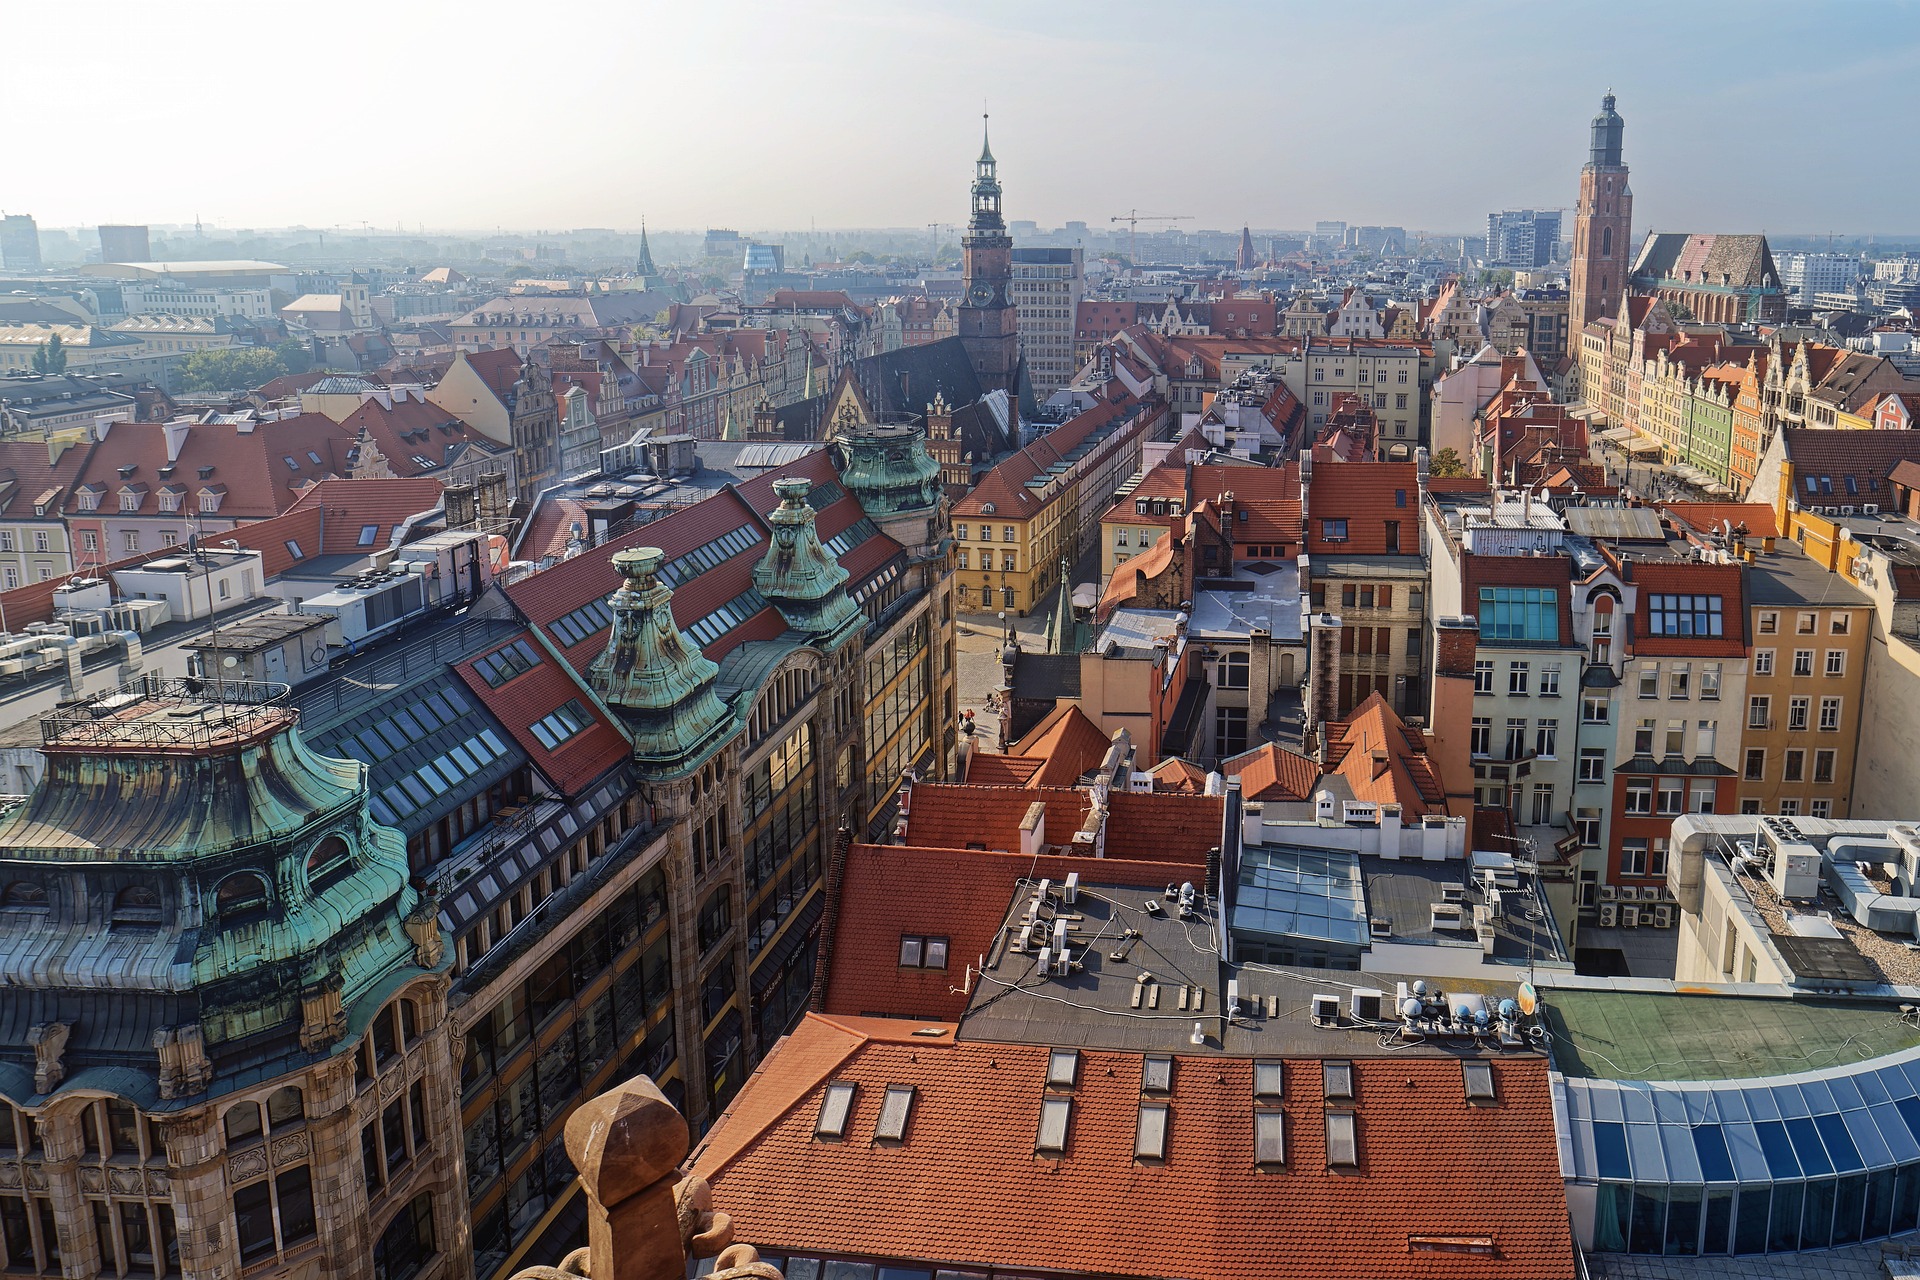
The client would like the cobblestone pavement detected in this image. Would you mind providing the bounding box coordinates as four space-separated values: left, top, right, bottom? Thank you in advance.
954 609 1049 753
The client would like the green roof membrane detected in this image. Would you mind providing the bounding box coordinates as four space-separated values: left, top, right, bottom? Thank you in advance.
1541 988 1920 1082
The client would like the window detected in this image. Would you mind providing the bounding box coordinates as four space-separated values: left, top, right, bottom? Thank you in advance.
1832 613 1851 635
1254 1110 1287 1166
815 1082 856 1138
1657 780 1684 816
372 1193 435 1280
1324 1112 1358 1166
1780 799 1801 816
1470 717 1491 757
1788 697 1810 732
123 530 140 553
1797 611 1817 635
1696 720 1716 757
1705 660 1724 696
1035 1096 1072 1153
1134 1101 1170 1160
1812 799 1832 819
1633 719 1655 756
1758 611 1778 635
1478 587 1558 641
1218 652 1249 690
1046 1048 1079 1087
1582 695 1609 724
1576 807 1601 847
1814 749 1837 785
1002 526 1015 542
1473 660 1494 694
1638 666 1659 698
1649 594 1724 636
1793 650 1814 677
1820 697 1841 731
1215 705 1247 757
1540 664 1561 696
216 872 271 923
1322 1060 1353 1099
1531 783 1554 825
898 935 949 969
1744 748 1766 781
1508 661 1530 695
1462 1061 1496 1101
957 550 969 569
1664 720 1685 757
1321 518 1348 542
1142 1055 1174 1093
1253 1060 1284 1099
474 639 539 687
1826 649 1846 676
1622 838 1649 876
1579 749 1607 783
1753 649 1775 676
956 524 968 541
1749 696 1771 730
530 700 594 750
1535 720 1558 759
874 1085 914 1142
1001 552 1015 572
1625 781 1652 815
1667 664 1690 699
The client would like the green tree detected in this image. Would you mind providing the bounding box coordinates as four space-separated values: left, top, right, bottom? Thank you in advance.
31 332 67 375
1429 447 1470 478
274 340 314 374
177 347 289 393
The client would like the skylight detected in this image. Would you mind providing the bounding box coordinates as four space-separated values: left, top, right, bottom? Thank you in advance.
1141 1055 1174 1094
873 1085 914 1142
1254 1110 1286 1167
1322 1060 1353 1100
474 639 539 687
1134 1101 1169 1160
1325 1112 1358 1167
1035 1096 1071 1154
1462 1060 1497 1102
1253 1060 1284 1099
357 524 380 547
1046 1048 1079 1088
815 1082 855 1139
530 699 594 751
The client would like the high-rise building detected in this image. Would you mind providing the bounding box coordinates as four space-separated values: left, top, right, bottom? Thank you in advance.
99 223 152 262
958 118 1020 400
1776 251 1865 307
1010 246 1084 397
1486 210 1563 268
0 214 40 271
1569 92 1632 338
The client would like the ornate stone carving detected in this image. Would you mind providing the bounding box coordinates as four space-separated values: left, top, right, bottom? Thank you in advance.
404 884 445 971
228 1147 268 1182
299 976 347 1053
22 1166 46 1191
79 1166 106 1193
270 1133 310 1167
108 1167 144 1195
379 1068 405 1101
27 1021 70 1094
153 1024 214 1100
144 1169 170 1195
0 1164 18 1188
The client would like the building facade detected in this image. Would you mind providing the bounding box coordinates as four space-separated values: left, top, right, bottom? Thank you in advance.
1569 93 1632 343
957 125 1020 401
1010 247 1084 398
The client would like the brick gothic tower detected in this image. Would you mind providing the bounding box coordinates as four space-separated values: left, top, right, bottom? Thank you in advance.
1570 91 1633 336
959 116 1020 399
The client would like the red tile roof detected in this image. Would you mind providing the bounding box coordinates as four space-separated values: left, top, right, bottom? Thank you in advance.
464 347 524 398
1304 459 1418 555
1322 692 1449 816
952 400 1138 519
902 783 1092 852
1627 559 1747 657
65 413 353 521
453 630 627 794
961 753 1044 786
1148 756 1209 793
337 395 501 479
1104 789 1224 860
695 1016 1576 1280
0 439 89 520
1658 502 1780 540
285 477 445 554
1222 741 1321 802
1007 703 1112 788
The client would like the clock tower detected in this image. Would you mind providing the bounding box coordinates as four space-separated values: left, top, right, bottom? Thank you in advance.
959 116 1020 399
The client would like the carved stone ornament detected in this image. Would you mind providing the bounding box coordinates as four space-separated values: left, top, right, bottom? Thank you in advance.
144 1169 170 1195
22 1166 47 1191
228 1147 268 1182
271 1133 310 1168
108 1167 144 1195
153 1024 214 1100
0 1165 18 1188
299 977 347 1053
79 1167 106 1193
404 887 446 971
27 1021 71 1095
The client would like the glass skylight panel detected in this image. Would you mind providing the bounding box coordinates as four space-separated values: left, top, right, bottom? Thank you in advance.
815 1082 855 1139
1046 1049 1078 1088
873 1085 913 1142
1324 1112 1357 1167
660 525 759 586
1754 1119 1800 1179
1691 1124 1736 1182
1141 1055 1173 1094
1593 1121 1632 1180
1813 1113 1863 1172
1462 1060 1496 1101
1253 1110 1285 1166
1253 1060 1284 1100
1786 1116 1834 1175
476 639 540 686
531 700 594 751
1035 1096 1071 1153
823 518 879 559
1134 1102 1168 1160
1322 1061 1353 1100
807 480 844 508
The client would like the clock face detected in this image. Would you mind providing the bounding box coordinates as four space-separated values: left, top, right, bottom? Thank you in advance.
968 281 994 306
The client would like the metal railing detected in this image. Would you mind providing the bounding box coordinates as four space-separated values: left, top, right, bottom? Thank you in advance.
41 676 291 748
294 616 522 728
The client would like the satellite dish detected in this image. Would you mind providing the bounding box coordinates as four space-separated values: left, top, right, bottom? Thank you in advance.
222 655 239 668
1516 981 1539 1017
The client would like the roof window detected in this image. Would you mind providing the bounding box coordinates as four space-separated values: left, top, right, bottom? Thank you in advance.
814 1082 856 1140
1322 1060 1353 1100
357 524 380 547
1253 1060 1284 1100
1134 1101 1169 1160
1325 1111 1358 1167
1462 1060 1497 1102
1141 1055 1174 1094
1254 1109 1286 1167
1035 1095 1072 1154
1046 1048 1079 1088
873 1085 914 1142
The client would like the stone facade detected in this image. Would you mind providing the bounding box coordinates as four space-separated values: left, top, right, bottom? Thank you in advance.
1569 94 1633 346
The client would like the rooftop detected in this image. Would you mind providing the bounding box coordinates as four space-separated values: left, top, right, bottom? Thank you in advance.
1190 562 1304 643
39 678 292 752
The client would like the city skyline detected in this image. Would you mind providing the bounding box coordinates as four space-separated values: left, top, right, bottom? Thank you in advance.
8 0 1919 237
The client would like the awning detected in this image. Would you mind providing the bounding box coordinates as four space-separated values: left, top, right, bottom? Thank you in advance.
1599 427 1634 444
1624 436 1663 456
750 893 824 994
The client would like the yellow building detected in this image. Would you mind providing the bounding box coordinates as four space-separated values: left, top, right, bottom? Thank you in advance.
107 314 242 355
952 398 1158 614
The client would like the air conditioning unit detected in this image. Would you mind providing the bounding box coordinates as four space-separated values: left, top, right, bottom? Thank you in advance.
1623 905 1641 928
1653 904 1674 928
1599 902 1618 927
1864 504 1880 514
1620 885 1640 902
1350 989 1384 1022
1310 994 1341 1027
1841 506 1857 516
1598 884 1617 901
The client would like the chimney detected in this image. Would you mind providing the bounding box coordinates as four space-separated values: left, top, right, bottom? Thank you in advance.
1305 611 1343 754
1019 802 1046 859
163 418 190 464
444 483 477 530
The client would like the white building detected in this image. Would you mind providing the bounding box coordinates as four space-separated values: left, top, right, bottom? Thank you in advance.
1011 246 1085 397
1777 251 1864 307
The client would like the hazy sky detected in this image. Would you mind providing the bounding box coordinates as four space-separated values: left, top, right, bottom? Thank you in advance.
10 0 1918 237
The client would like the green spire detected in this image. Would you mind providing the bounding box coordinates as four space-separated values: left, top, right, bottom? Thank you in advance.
636 217 658 276
753 478 862 643
590 547 736 775
1046 556 1075 654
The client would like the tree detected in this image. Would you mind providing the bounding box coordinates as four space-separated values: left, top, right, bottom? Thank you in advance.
274 340 314 375
31 332 67 375
1429 447 1470 478
177 347 289 393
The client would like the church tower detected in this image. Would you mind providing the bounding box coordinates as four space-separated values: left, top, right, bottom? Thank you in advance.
1570 91 1633 336
958 116 1020 399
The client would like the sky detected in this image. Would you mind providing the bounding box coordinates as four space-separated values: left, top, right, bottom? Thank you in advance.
9 0 1918 238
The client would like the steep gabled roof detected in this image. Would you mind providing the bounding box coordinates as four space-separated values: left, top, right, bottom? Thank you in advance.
1222 741 1321 803
284 477 444 553
1322 692 1448 816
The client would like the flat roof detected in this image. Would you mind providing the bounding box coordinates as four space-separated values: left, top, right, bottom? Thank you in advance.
1541 988 1920 1082
182 611 328 654
1745 540 1874 607
1189 563 1303 642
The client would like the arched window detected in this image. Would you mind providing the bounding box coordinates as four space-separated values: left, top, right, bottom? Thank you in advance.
305 836 352 890
372 1192 436 1280
111 884 164 928
224 1101 263 1146
215 873 271 923
1601 226 1613 258
1 880 47 909
265 1086 303 1129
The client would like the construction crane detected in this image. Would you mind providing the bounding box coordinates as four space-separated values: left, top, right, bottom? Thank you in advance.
1109 211 1191 266
926 222 954 266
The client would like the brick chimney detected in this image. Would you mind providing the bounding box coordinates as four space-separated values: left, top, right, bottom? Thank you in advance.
1426 615 1480 818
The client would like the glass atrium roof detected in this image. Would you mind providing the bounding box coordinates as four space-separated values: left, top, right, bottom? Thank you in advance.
1231 845 1370 947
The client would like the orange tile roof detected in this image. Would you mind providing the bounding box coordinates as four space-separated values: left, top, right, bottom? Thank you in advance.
1658 502 1780 540
1148 756 1209 793
1099 532 1175 615
695 1016 1576 1280
1322 692 1448 816
902 783 1091 851
284 477 445 554
1221 741 1321 802
962 753 1045 786
1103 789 1223 861
1009 703 1112 787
